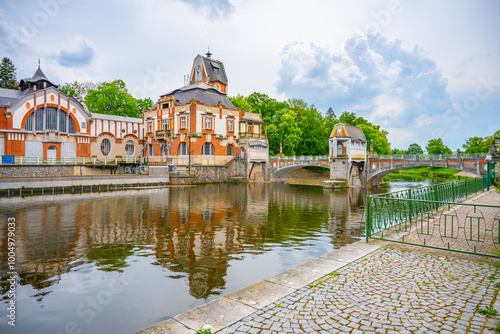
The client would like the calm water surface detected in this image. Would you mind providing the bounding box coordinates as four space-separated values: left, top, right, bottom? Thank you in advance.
0 177 446 334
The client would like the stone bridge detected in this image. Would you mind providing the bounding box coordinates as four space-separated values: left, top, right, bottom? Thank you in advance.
270 154 488 187
270 156 329 182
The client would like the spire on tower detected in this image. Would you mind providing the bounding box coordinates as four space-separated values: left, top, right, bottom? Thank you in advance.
205 46 212 59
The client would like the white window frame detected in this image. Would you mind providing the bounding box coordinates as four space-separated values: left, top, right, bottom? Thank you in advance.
180 117 186 129
205 117 211 130
163 119 169 130
228 120 233 132
179 142 188 155
148 121 153 133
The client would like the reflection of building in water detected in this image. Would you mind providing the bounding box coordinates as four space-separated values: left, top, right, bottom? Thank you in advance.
0 184 367 302
0 185 271 300
327 187 367 248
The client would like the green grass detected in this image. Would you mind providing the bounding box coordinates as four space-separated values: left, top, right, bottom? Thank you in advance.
391 167 464 178
478 305 497 316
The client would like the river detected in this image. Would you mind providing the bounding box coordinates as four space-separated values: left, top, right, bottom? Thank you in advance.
0 174 450 334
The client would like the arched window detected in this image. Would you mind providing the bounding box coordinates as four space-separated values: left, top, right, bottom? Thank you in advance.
179 142 188 155
45 107 57 130
227 144 233 156
68 117 76 133
202 142 214 156
125 140 134 156
240 147 246 158
161 143 170 157
147 144 154 156
59 110 67 132
25 110 43 131
337 143 343 155
101 138 111 156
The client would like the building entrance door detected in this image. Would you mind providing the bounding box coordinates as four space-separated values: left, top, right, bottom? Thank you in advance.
47 146 57 160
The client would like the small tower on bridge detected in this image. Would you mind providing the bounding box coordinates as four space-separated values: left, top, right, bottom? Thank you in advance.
327 123 367 187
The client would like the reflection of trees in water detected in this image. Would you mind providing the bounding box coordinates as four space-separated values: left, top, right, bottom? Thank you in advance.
0 183 369 304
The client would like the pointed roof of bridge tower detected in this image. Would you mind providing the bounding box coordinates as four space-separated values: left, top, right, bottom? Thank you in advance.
330 123 366 142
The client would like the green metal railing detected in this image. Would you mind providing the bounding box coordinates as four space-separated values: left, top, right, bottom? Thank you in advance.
365 177 500 257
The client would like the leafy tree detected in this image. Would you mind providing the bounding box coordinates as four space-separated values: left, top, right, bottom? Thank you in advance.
406 143 424 155
295 106 329 155
60 81 100 100
84 80 144 118
338 111 357 125
426 138 452 154
266 109 301 156
392 148 405 155
245 92 288 121
462 136 489 153
137 98 153 112
0 57 18 89
229 94 250 111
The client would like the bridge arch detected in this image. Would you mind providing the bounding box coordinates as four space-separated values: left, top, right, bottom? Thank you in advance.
271 164 330 182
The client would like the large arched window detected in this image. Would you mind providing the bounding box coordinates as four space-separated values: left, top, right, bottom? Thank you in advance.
24 108 76 133
179 142 188 155
227 144 233 156
125 140 134 156
25 110 43 131
46 107 57 130
337 143 343 155
101 138 111 156
202 142 214 156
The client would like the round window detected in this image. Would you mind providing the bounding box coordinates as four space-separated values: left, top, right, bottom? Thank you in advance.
125 140 134 156
101 138 111 156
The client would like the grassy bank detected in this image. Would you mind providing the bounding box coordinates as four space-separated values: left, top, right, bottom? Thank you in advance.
391 167 464 178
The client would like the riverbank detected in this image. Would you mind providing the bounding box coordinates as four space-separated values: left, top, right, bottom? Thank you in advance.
137 190 500 334
390 166 468 179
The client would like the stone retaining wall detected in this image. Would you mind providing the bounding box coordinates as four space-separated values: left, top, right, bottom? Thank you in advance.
0 165 76 177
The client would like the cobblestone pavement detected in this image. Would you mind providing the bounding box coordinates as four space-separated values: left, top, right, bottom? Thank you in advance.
219 247 500 334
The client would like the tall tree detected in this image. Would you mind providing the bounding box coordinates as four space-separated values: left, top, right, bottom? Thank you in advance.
326 107 336 119
0 57 18 89
426 138 452 154
61 81 100 100
266 109 301 156
407 143 424 154
84 80 143 118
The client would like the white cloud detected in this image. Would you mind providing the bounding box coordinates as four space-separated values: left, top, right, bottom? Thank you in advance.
276 31 457 149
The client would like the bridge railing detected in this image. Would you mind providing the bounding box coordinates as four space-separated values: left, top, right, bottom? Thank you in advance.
365 176 500 257
270 156 329 161
0 156 147 165
373 153 487 160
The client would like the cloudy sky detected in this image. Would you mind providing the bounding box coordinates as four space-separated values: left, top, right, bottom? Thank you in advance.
1 0 499 151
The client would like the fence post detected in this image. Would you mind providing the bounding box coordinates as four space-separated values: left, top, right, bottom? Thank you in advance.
366 196 372 242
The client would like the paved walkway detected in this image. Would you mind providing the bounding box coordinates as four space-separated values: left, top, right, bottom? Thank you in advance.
222 246 499 333
138 190 500 334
